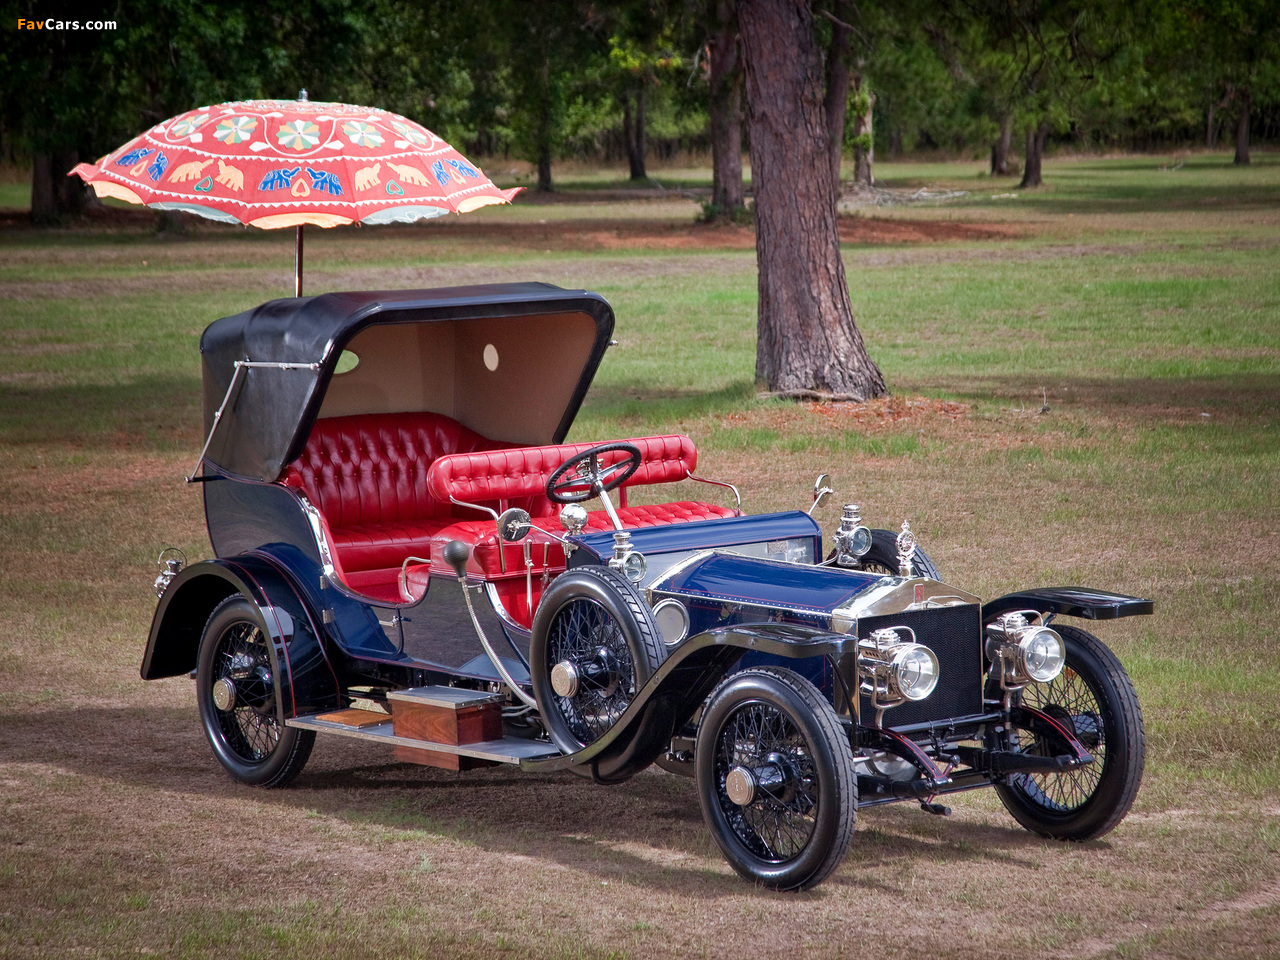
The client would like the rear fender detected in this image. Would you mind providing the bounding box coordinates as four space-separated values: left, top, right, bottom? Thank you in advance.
982 587 1153 626
143 557 340 718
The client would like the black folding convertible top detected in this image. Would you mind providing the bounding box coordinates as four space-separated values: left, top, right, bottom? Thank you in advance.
198 283 615 482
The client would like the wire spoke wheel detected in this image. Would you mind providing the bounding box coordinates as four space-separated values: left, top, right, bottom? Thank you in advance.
995 625 1145 841
696 667 856 891
210 620 281 762
530 566 664 757
714 701 817 862
1010 671 1104 812
546 597 637 744
196 596 313 787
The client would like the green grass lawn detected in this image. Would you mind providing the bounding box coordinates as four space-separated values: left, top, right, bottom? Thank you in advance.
1 155 1278 960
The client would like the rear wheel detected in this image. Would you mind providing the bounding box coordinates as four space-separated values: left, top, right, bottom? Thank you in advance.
696 667 856 891
995 625 1144 840
196 596 314 787
529 566 665 755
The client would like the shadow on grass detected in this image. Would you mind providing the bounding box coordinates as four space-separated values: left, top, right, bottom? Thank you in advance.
577 380 756 430
915 373 1280 421
3 703 1061 897
0 376 202 449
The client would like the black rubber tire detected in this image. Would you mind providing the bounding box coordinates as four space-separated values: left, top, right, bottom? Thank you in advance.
196 596 314 787
854 528 941 580
529 565 666 755
696 667 857 891
995 625 1145 841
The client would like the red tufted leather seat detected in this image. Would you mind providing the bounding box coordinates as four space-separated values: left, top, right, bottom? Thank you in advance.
280 412 735 602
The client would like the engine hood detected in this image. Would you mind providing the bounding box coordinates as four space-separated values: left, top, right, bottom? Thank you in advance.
648 551 979 633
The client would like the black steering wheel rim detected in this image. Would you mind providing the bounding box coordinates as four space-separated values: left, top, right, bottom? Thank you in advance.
546 442 643 504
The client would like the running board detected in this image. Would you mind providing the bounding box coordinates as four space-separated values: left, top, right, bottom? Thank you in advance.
286 714 560 765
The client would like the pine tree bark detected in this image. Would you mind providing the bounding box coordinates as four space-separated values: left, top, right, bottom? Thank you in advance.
1234 88 1251 165
708 0 746 216
31 149 87 224
624 87 647 180
739 0 887 400
991 114 1013 175
1019 120 1049 188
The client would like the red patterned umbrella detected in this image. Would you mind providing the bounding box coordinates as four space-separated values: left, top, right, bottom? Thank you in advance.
70 94 519 295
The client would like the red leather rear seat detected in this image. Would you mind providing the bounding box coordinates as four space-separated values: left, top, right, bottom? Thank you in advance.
280 412 735 600
280 412 526 582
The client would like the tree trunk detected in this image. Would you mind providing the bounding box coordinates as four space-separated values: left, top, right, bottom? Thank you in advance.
1205 101 1217 149
1019 120 1048 188
708 0 746 216
851 79 873 188
823 14 851 189
1234 87 1251 165
31 149 87 224
739 0 887 400
625 86 647 180
991 114 1013 175
536 56 555 192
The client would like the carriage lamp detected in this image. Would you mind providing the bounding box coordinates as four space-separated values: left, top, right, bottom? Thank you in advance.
986 611 1065 688
858 626 940 719
153 547 187 598
832 504 873 566
608 530 647 583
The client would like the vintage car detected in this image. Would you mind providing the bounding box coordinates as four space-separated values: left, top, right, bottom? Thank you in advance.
145 283 1150 890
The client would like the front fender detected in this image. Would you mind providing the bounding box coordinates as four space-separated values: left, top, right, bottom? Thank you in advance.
982 587 1153 626
523 622 857 782
143 556 340 718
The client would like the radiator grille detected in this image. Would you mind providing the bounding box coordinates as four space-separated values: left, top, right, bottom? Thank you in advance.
858 604 983 728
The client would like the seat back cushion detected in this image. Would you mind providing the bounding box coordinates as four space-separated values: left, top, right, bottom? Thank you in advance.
281 411 509 527
426 435 698 509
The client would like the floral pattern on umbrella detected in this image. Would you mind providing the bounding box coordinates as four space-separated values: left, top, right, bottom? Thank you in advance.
69 98 519 230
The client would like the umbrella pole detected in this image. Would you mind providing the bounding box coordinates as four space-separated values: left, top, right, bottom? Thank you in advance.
294 225 304 297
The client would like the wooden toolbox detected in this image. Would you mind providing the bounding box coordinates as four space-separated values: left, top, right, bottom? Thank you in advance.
387 687 504 771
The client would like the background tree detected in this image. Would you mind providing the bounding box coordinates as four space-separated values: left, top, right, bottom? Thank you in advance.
699 0 747 218
738 0 887 400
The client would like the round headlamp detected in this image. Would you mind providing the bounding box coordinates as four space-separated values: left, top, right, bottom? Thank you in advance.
1017 626 1065 683
890 644 940 701
848 525 873 557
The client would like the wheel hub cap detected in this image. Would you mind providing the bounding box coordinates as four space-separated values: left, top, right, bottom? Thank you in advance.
551 660 580 698
212 677 237 712
726 766 757 806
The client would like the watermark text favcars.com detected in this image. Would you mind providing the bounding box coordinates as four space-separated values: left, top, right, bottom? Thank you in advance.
16 18 118 30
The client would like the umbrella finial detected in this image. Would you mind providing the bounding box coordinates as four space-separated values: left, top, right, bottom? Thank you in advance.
298 88 309 102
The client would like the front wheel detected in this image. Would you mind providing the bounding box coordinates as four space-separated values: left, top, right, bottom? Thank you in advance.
196 596 314 787
529 566 665 755
696 667 857 891
995 625 1145 840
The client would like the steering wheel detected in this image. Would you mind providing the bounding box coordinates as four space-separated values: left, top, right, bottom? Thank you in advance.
546 442 643 504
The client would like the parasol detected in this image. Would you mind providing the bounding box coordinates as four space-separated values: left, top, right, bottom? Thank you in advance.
69 93 519 295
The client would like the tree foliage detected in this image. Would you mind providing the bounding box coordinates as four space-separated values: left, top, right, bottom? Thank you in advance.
3 0 1278 220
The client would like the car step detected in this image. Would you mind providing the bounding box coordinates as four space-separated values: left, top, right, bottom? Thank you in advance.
287 686 560 768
